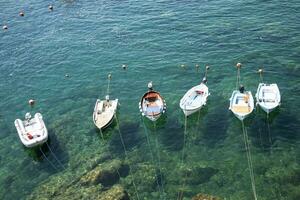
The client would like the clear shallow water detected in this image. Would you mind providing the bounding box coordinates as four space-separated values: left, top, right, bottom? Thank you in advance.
0 0 299 199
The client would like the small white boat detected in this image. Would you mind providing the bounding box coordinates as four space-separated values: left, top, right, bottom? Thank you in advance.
255 83 280 114
139 82 166 121
14 113 48 148
93 95 118 130
229 88 254 121
180 80 210 116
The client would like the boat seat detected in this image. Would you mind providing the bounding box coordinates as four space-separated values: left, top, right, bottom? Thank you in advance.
231 105 250 113
146 106 161 116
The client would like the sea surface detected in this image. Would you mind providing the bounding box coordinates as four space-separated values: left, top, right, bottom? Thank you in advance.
0 0 299 199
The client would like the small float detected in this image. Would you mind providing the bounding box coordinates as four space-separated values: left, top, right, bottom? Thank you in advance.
14 112 48 148
139 81 166 121
93 73 118 130
180 66 210 116
255 69 281 114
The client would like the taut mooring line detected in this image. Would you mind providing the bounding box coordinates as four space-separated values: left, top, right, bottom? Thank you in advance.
141 117 163 199
177 114 188 200
45 142 65 170
99 127 123 182
39 146 59 171
241 121 258 200
153 120 165 198
114 114 141 200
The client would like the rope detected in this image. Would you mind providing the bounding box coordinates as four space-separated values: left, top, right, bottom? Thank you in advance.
266 113 273 154
177 114 188 200
114 114 141 200
141 117 163 199
241 121 258 200
106 74 111 96
259 71 263 83
153 121 165 198
39 147 59 171
236 68 241 90
45 142 66 170
98 128 123 181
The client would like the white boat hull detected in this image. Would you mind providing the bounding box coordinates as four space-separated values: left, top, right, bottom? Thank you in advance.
229 90 254 121
93 99 118 130
14 113 48 148
255 83 280 114
180 83 209 116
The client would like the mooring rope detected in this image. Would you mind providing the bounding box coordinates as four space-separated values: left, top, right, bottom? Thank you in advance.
141 117 163 199
98 127 123 181
177 114 188 200
153 121 165 198
236 67 241 90
39 146 59 171
266 113 273 154
241 121 258 200
45 142 66 170
114 114 141 200
106 73 111 96
141 117 161 198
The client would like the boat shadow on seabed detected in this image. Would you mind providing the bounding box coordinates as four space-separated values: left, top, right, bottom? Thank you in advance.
23 131 68 172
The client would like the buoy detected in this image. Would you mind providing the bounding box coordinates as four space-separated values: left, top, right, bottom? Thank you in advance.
122 64 127 70
195 64 199 68
148 81 153 90
65 74 69 78
236 62 242 68
181 64 186 68
258 69 263 73
49 5 53 11
28 99 35 106
206 65 210 70
3 25 8 30
19 11 25 17
108 73 112 79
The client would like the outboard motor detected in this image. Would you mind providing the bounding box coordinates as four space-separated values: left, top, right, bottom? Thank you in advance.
105 95 110 102
239 85 245 93
202 77 207 84
25 112 32 122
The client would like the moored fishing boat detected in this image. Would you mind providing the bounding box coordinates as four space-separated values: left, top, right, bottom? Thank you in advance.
93 73 118 130
255 83 280 113
180 66 210 116
139 82 166 121
14 112 48 148
255 69 281 114
229 63 254 121
229 87 254 121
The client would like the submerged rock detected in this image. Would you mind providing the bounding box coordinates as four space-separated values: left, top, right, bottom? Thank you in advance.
192 193 222 200
80 159 129 187
98 185 130 200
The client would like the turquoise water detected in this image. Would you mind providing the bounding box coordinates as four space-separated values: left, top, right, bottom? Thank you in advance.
1 0 299 199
